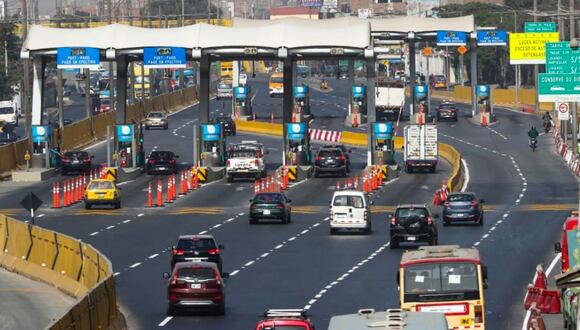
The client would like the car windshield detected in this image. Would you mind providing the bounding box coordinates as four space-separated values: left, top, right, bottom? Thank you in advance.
318 149 342 157
447 194 475 202
148 112 163 118
88 181 113 190
254 193 284 203
440 104 455 109
271 77 284 83
150 151 174 159
404 262 479 294
435 76 446 81
219 83 231 89
230 150 255 158
64 151 88 159
0 107 13 114
177 267 215 281
333 195 364 208
396 208 428 218
177 238 216 251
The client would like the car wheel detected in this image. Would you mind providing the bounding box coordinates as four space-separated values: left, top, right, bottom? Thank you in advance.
216 302 226 316
233 131 237 136
282 215 289 224
115 201 121 209
405 166 411 173
443 219 450 226
249 217 257 224
364 225 372 235
287 213 292 223
227 175 233 183
477 214 484 226
314 170 319 178
390 238 398 249
330 228 337 235
430 235 438 246
342 169 347 177
84 203 91 209
164 124 168 130
166 304 175 316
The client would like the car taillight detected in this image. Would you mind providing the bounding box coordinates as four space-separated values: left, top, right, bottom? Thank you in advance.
148 159 156 164
276 204 284 209
62 158 71 163
444 202 449 207
474 305 483 323
316 156 322 162
172 248 185 256
254 159 259 166
251 204 258 208
208 248 221 255
427 217 433 225
168 159 176 164
471 201 479 208
329 208 333 219
170 274 178 285
338 156 345 161
226 160 230 167
364 210 368 220
83 158 91 163
390 216 396 225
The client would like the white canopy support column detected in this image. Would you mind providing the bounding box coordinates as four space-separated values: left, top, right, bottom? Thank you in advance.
31 56 45 126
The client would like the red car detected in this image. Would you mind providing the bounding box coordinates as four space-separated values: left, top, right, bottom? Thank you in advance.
255 309 315 330
163 262 229 316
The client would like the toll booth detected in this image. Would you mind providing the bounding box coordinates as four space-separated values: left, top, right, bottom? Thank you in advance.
372 122 396 165
233 85 252 119
286 122 311 166
293 85 311 122
476 85 491 113
201 123 226 167
414 85 428 124
31 125 52 167
116 124 136 168
351 84 367 115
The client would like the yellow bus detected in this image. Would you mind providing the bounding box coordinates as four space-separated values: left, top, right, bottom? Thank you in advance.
220 61 233 79
398 245 488 330
269 72 284 97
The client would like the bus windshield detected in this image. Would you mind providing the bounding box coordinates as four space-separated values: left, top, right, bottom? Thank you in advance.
404 262 480 300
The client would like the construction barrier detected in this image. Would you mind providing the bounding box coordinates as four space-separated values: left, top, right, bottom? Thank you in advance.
287 166 298 181
0 214 123 330
439 143 464 193
197 167 208 183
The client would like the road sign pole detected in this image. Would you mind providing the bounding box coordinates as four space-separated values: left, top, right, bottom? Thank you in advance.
574 102 578 153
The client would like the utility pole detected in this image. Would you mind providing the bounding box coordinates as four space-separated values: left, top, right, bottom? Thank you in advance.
108 0 115 113
56 6 64 129
21 0 31 150
558 0 564 40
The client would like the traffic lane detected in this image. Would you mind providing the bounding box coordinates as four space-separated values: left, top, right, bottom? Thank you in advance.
111 173 362 329
0 267 75 330
218 160 452 330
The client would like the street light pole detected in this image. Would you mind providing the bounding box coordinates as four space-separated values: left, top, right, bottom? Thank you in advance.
572 0 578 154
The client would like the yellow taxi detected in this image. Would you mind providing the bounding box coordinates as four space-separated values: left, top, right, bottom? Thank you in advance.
84 179 121 209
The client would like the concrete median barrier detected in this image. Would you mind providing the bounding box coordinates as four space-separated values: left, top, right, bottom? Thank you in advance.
235 120 284 136
439 143 464 192
0 214 124 330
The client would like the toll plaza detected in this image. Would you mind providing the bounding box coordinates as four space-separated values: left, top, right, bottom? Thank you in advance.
349 84 367 127
200 123 226 167
414 85 428 125
293 84 311 123
233 85 253 120
20 15 478 174
371 122 396 166
286 123 311 166
476 84 493 125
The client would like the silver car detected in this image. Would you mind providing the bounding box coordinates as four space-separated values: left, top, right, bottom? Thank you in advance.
145 111 168 130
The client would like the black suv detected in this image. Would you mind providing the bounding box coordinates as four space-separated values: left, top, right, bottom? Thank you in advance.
61 151 93 175
249 192 292 224
321 144 351 172
212 115 236 136
170 235 224 271
390 204 438 248
146 150 178 175
314 148 347 177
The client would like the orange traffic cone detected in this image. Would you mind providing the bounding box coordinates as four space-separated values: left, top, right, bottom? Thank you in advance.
52 182 60 208
147 182 153 207
533 265 548 290
481 113 488 127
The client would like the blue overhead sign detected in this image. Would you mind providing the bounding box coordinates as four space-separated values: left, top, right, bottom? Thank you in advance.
32 125 50 143
234 86 249 99
143 47 186 68
57 47 100 69
287 123 307 140
477 85 490 97
117 125 134 142
352 85 366 99
373 122 393 140
202 124 221 142
477 30 507 46
294 85 309 99
415 85 428 99
436 31 467 46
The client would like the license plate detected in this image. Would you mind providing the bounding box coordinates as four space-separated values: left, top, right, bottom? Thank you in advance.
98 193 105 197
456 213 467 217
72 160 80 164
407 236 416 241
336 214 346 219
190 283 201 289
185 257 204 262
159 167 166 170
263 209 271 215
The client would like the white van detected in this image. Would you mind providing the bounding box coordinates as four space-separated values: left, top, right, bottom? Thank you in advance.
0 101 17 125
329 190 372 235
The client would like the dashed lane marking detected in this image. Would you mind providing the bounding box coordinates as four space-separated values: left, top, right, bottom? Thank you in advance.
168 207 225 215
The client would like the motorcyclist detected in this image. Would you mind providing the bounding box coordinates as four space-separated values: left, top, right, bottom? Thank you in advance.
542 112 553 131
528 126 539 140
542 112 553 121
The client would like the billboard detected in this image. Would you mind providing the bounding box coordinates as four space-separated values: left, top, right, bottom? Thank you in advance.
509 32 559 65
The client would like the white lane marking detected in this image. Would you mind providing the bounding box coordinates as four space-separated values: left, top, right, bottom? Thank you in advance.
90 231 99 236
230 270 239 276
522 253 562 330
137 213 144 217
106 225 115 230
198 230 208 235
129 262 141 268
123 219 131 224
158 316 173 327
37 214 45 218
113 272 120 276
304 242 390 310
460 158 470 192
149 254 159 259
245 260 255 266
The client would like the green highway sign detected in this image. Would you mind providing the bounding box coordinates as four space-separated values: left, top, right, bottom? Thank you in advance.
546 42 580 74
525 22 557 33
538 73 580 102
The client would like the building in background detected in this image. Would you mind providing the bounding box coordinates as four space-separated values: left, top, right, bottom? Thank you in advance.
406 0 439 17
348 0 406 18
271 6 320 19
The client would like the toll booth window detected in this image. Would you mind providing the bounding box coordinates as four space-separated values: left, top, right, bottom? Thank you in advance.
333 195 364 208
0 107 13 114
404 263 479 294
88 181 113 190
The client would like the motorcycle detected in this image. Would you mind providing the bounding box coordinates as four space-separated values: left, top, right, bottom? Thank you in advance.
320 80 329 90
543 119 552 133
529 137 538 152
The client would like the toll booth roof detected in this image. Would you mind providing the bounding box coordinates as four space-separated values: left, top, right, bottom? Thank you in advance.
400 245 481 266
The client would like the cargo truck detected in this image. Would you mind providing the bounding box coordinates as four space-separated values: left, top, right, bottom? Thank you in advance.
376 79 405 122
403 124 438 173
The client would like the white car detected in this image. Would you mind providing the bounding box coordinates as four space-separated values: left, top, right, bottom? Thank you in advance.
0 101 17 125
329 190 372 235
226 141 267 182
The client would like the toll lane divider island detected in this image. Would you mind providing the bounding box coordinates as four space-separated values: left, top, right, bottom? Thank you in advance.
0 87 199 176
234 120 465 192
0 214 125 329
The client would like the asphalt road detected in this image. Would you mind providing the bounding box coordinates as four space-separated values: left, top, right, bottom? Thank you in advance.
0 74 576 329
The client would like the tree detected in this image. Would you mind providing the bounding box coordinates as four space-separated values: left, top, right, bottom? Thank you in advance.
143 0 219 19
0 21 23 99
